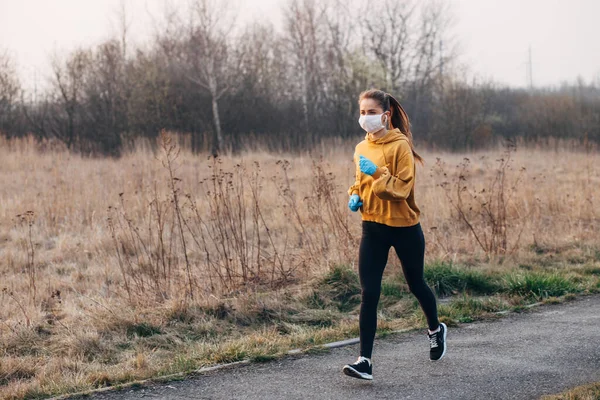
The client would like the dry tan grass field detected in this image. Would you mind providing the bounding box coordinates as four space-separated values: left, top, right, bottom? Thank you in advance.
0 134 598 398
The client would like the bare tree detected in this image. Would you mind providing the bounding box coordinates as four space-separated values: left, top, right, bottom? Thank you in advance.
183 0 238 156
360 0 418 93
114 0 132 60
85 40 128 154
283 0 327 134
409 0 454 129
236 22 282 98
433 78 494 150
321 0 359 134
0 50 21 134
126 50 172 141
360 0 453 90
49 49 92 149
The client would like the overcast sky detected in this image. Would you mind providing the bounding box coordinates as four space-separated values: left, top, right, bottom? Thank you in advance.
1 0 599 91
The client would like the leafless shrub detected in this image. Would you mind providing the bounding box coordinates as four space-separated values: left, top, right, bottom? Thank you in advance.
109 132 361 304
2 288 30 329
16 211 36 304
433 140 535 256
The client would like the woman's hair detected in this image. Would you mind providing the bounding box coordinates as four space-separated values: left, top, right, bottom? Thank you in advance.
359 89 423 164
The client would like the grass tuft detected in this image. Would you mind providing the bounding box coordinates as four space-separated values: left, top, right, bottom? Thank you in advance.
424 261 501 297
126 322 163 338
0 358 38 386
502 272 581 299
438 295 508 324
312 265 361 312
381 280 406 299
583 265 600 276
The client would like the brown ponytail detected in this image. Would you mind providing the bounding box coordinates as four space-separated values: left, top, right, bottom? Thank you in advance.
358 89 423 164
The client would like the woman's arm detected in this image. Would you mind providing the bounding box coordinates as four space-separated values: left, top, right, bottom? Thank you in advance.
371 145 415 201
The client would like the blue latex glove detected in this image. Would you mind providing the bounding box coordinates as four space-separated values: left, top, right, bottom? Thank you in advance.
359 155 378 176
348 194 363 212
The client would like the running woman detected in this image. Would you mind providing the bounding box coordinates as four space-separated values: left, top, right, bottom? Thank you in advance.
342 89 447 381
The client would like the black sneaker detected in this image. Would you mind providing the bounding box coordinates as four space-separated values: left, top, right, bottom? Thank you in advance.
342 356 373 380
428 322 447 361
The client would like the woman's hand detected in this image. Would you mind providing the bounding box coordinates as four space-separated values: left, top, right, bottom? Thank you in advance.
359 155 379 176
348 194 363 212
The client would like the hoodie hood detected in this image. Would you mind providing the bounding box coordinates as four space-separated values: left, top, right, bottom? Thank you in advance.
365 128 406 144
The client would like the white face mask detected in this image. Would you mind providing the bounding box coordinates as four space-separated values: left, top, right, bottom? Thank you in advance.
359 113 387 133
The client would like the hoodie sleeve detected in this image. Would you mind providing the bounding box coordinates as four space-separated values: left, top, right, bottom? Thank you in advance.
348 152 361 196
372 143 415 201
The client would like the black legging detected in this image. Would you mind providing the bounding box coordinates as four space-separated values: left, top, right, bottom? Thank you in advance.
358 221 439 359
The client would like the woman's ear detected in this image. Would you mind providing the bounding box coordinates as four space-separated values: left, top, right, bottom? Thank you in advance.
384 110 393 128
381 111 392 128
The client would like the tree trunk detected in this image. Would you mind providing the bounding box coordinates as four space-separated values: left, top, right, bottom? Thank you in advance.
301 60 310 134
211 95 223 156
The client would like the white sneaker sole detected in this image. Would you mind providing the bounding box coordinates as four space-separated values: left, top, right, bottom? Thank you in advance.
342 365 373 380
430 322 448 361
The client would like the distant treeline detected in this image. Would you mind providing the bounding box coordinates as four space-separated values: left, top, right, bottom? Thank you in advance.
1 0 599 155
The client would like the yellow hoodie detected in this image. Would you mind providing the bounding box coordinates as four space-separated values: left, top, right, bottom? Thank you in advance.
348 128 421 227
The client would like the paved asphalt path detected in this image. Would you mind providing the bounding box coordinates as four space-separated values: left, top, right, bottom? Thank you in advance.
81 295 600 400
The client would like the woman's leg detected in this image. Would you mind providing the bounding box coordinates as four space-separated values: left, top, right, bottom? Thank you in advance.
358 222 391 359
392 223 440 331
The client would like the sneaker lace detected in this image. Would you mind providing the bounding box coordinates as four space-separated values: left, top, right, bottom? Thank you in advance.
429 332 439 349
356 356 369 366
